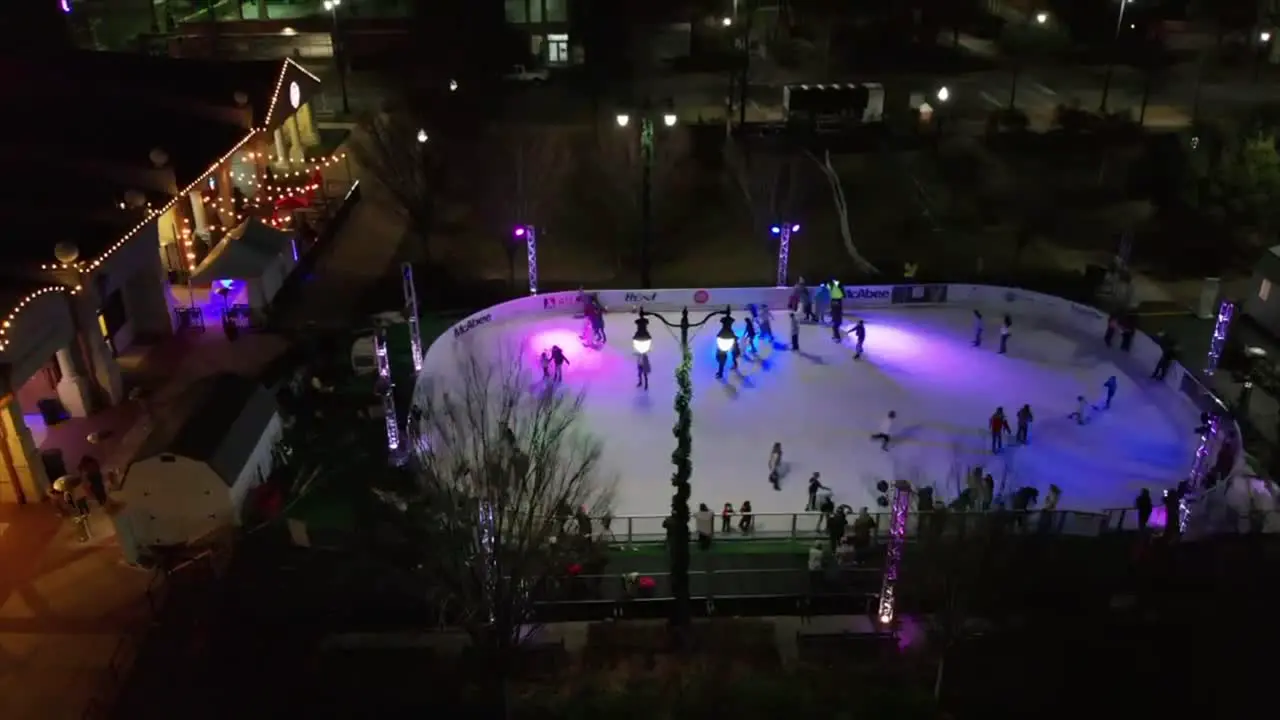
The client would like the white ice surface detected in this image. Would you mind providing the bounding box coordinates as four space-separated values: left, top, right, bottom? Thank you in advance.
423 307 1201 520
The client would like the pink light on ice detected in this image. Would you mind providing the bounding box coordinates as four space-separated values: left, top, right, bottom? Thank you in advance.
526 329 616 376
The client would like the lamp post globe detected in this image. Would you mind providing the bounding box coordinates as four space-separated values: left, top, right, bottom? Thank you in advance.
715 317 737 353
936 86 950 103
615 113 631 128
416 129 429 144
1035 12 1048 24
662 113 678 127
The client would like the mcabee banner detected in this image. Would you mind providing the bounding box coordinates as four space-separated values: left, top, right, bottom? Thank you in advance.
891 285 949 305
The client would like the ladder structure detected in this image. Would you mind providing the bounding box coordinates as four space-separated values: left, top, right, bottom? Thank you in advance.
402 262 423 372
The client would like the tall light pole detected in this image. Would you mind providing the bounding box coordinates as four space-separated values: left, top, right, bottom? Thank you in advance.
1256 31 1273 82
616 110 677 289
512 225 539 294
323 0 350 115
770 223 800 287
1099 0 1131 113
632 306 734 631
934 86 950 138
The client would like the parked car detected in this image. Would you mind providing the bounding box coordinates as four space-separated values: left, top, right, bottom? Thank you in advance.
503 65 549 83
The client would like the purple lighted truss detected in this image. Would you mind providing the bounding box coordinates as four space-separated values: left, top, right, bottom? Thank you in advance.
877 484 912 625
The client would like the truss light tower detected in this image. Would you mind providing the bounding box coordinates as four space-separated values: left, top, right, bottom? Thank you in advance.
374 326 402 460
401 262 423 372
513 225 539 295
1205 300 1234 376
770 223 800 287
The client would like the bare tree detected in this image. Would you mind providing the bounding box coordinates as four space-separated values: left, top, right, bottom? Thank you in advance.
472 126 574 287
377 350 615 709
804 149 880 274
350 112 444 260
724 141 793 237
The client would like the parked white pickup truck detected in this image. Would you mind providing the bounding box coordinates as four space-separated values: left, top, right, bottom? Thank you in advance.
504 65 549 82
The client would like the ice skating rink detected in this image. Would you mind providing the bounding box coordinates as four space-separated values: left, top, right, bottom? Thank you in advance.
428 306 1202 520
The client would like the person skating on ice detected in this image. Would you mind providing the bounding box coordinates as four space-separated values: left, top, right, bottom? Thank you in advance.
789 311 800 351
550 345 568 381
871 410 896 451
715 348 728 379
1151 336 1176 380
815 282 830 324
590 310 607 345
730 335 741 370
989 407 1011 453
998 314 1012 354
1015 404 1033 444
539 350 552 380
759 304 774 340
721 502 734 533
738 500 754 533
1067 395 1088 425
1104 315 1119 347
743 317 757 354
830 296 844 342
971 310 983 347
795 278 814 322
852 319 866 359
1119 317 1136 352
636 352 651 389
768 442 783 491
806 472 829 511
1102 375 1117 408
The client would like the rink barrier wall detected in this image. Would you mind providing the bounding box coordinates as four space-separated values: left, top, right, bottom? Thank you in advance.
420 284 1244 495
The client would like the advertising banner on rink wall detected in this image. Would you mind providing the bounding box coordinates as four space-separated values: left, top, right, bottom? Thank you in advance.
891 285 948 305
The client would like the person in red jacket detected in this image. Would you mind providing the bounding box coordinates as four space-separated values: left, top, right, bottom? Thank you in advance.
989 407 1011 454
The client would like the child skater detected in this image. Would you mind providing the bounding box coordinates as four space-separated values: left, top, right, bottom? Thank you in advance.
972 310 983 347
550 345 569 381
759 304 774 340
989 407 1011 453
540 350 552 380
1068 395 1088 425
591 309 607 346
721 502 735 533
852 319 866 359
999 314 1012 354
870 411 896 451
743 317 758 354
789 311 800 351
768 442 783 491
1102 375 1117 409
731 335 741 370
636 352 651 389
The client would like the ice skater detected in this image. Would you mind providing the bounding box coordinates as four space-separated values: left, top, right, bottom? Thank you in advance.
989 408 1011 453
806 472 829 511
1104 315 1119 347
743 317 757 354
636 352 651 389
1151 339 1175 380
1120 320 1135 352
731 335 741 370
998 314 1012 354
539 350 552 380
1067 395 1088 425
830 297 844 342
721 502 734 533
591 311 607 345
815 282 830 324
870 410 896 451
789 311 800 351
972 310 983 347
1101 375 1117 409
715 348 728 379
794 279 814 322
550 345 568 381
759 304 774 339
1015 404 1033 445
852 319 866 359
768 442 783 491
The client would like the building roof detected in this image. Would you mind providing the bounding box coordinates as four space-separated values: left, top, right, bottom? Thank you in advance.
134 373 280 487
191 220 294 284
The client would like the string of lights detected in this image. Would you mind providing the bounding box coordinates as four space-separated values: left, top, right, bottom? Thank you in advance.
234 151 346 181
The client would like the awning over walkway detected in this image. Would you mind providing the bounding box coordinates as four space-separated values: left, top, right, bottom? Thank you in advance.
191 219 293 285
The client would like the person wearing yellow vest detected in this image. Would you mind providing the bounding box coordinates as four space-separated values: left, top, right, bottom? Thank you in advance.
828 280 845 342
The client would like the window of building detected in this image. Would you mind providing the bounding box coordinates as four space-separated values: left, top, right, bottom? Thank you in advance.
1262 278 1272 302
548 33 569 64
543 0 567 22
529 0 542 23
504 0 527 23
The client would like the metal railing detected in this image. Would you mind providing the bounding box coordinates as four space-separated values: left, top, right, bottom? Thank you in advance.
596 508 1167 546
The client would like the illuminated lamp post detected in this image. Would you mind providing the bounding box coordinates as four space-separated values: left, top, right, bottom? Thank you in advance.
616 109 678 289
631 305 733 630
323 0 350 114
770 223 800 287
512 225 539 295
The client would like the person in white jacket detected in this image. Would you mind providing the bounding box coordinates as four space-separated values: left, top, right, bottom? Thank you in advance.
870 411 896 451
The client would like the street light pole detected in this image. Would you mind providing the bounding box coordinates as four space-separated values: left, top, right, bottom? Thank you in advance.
618 110 677 289
1099 0 1130 113
632 306 734 632
324 0 350 115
